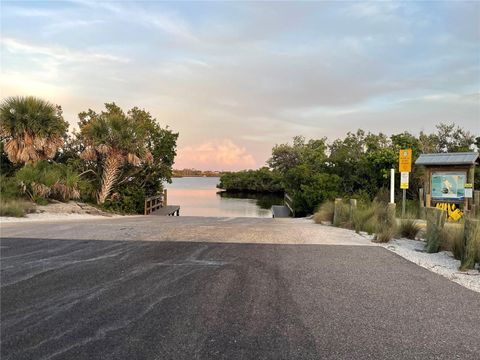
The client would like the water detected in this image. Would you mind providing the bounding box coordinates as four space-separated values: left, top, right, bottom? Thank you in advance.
165 177 284 217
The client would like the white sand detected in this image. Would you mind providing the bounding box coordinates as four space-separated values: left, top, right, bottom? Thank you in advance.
0 201 124 223
0 212 121 223
379 238 480 293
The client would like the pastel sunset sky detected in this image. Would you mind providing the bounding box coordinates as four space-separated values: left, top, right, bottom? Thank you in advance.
1 1 479 170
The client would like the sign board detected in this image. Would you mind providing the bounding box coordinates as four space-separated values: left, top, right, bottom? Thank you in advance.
431 172 466 201
465 183 473 198
399 149 412 173
400 172 409 189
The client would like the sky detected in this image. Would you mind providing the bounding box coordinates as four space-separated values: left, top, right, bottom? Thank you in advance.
1 1 479 170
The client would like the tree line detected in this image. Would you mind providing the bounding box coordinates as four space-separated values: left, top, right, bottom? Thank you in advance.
1 96 178 214
219 124 479 216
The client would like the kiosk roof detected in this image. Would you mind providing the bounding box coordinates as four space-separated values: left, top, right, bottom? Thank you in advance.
415 152 479 166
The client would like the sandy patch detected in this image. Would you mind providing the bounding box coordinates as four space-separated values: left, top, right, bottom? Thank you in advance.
1 201 125 223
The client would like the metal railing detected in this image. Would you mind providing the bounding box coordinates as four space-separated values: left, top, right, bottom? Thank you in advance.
284 192 295 217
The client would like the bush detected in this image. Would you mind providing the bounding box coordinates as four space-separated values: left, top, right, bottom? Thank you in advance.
0 175 22 200
218 167 284 192
398 218 421 240
0 199 35 217
313 201 334 224
15 161 82 202
103 183 146 214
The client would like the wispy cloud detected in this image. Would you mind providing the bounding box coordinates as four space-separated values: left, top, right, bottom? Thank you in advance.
1 1 479 170
1 37 129 64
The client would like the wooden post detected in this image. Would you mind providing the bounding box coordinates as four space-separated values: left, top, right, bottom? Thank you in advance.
460 218 480 270
474 190 480 208
472 190 480 217
387 203 396 228
425 207 446 253
349 199 357 224
163 189 168 206
333 198 343 227
419 188 426 219
466 166 475 211
425 169 432 208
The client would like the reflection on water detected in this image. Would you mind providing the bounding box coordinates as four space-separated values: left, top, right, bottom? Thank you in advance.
165 177 284 217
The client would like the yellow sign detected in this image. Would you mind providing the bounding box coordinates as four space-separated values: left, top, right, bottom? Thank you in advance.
400 172 409 189
399 149 412 172
435 202 463 221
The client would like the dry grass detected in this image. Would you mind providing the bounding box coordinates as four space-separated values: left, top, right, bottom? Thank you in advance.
313 201 335 224
0 199 36 217
352 203 377 234
439 223 464 260
372 202 396 243
398 218 421 240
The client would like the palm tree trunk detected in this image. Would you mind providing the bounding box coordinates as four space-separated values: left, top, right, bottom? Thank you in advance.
97 153 123 204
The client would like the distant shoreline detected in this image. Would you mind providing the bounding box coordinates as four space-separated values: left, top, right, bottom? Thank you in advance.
172 175 221 178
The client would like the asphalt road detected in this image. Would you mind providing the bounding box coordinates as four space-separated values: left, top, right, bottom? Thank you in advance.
1 235 479 359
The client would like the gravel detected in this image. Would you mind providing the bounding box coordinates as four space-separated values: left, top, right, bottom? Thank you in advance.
379 238 480 293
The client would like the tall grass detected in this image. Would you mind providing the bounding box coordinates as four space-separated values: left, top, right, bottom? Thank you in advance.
352 202 376 234
0 199 35 217
313 201 334 224
439 223 464 260
398 217 421 240
372 202 396 243
333 200 351 228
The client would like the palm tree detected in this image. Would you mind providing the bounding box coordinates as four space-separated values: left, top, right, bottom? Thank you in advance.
0 96 68 164
79 103 153 204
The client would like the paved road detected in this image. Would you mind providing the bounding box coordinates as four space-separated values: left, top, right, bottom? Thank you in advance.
0 216 373 245
1 218 480 359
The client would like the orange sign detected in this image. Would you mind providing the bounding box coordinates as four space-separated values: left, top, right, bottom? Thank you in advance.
399 149 412 173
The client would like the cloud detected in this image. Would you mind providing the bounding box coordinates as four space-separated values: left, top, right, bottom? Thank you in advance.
175 139 257 170
1 1 479 168
1 37 129 64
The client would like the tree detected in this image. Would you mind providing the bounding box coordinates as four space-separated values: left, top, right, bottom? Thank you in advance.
0 96 68 164
267 136 305 175
78 103 153 204
435 123 475 152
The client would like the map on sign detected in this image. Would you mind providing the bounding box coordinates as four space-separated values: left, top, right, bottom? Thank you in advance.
431 172 466 201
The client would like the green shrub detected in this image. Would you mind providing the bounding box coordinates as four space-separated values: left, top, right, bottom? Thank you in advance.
398 218 421 240
313 201 334 224
0 175 22 200
15 161 82 202
0 199 35 217
103 183 146 214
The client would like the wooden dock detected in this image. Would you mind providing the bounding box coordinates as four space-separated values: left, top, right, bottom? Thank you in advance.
144 190 180 216
149 205 180 216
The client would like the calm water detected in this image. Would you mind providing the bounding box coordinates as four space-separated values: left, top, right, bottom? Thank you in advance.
165 177 284 217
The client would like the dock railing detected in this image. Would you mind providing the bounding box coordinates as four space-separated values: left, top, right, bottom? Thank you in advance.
144 189 168 215
284 192 295 217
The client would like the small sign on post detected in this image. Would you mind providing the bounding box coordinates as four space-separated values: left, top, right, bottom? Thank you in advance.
399 149 412 218
465 183 473 198
399 149 412 173
400 172 409 189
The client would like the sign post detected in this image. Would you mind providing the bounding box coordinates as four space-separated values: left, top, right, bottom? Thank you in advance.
399 149 412 218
